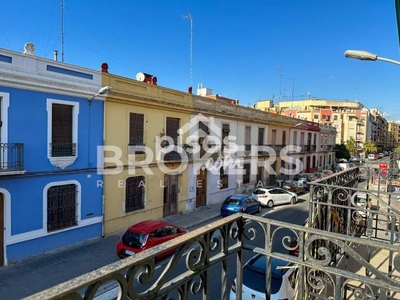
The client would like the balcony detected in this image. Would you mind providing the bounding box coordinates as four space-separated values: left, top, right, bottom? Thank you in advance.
27 167 400 299
0 143 25 174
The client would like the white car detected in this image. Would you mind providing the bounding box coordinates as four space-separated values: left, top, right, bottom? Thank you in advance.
368 154 376 160
229 255 297 300
252 188 297 208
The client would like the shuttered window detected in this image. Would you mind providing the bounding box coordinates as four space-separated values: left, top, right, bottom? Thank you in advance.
166 117 180 145
125 176 145 212
243 163 251 184
51 104 75 157
129 113 144 145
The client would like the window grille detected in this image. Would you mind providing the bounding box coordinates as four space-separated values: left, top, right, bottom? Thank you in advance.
47 184 77 231
125 176 145 212
243 164 251 184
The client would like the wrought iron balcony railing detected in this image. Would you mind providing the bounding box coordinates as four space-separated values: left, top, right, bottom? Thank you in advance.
0 143 24 172
49 143 76 157
26 167 400 300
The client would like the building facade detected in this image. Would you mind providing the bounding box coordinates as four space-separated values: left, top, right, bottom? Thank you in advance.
0 45 104 264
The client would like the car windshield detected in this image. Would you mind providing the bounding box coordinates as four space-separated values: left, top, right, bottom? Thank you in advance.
122 230 148 248
243 257 289 294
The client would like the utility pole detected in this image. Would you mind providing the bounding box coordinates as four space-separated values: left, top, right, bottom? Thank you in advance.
181 13 193 88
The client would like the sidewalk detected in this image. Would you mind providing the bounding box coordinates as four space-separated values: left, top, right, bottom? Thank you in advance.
0 202 222 300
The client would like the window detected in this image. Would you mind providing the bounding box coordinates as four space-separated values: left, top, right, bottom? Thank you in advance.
125 176 145 212
334 115 338 121
220 167 228 189
313 114 319 120
243 163 251 184
271 129 277 145
222 124 230 152
47 184 77 231
258 128 265 145
166 117 180 145
282 130 287 146
51 103 75 157
129 113 144 146
245 126 251 150
293 131 298 145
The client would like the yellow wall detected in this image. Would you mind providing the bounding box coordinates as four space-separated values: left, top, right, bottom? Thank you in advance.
101 73 191 235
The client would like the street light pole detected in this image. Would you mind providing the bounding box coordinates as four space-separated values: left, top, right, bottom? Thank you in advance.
344 50 400 66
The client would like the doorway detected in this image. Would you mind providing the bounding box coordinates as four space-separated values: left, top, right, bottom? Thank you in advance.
196 169 207 207
0 193 4 266
163 175 178 217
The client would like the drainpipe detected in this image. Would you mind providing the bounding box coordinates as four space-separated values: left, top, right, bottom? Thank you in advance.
101 195 105 238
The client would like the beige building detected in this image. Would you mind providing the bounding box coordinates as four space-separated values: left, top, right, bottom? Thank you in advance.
387 121 400 149
260 99 390 152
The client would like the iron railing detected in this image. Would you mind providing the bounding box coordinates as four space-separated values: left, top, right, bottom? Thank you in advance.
26 167 400 299
50 143 76 157
26 212 400 300
0 142 24 171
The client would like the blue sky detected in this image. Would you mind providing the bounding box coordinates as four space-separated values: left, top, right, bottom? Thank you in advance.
1 0 400 120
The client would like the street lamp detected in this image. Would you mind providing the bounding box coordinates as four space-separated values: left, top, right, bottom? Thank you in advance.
88 86 113 105
344 50 400 66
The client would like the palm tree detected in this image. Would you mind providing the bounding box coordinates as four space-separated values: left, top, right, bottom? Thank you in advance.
345 137 358 157
363 140 377 154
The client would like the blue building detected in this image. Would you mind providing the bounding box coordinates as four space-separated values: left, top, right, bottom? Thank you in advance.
0 44 106 265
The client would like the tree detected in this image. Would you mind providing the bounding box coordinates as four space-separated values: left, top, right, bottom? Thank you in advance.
363 140 377 154
345 137 358 157
335 143 350 160
395 145 400 153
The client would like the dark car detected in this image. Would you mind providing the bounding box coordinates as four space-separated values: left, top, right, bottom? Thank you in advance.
116 220 187 259
220 194 262 217
281 180 305 195
293 173 317 190
313 171 327 180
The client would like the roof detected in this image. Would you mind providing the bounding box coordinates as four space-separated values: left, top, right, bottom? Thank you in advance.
127 220 172 234
228 194 249 200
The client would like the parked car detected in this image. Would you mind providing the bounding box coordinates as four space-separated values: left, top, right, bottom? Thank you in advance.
368 153 376 160
229 255 297 300
116 220 187 259
293 173 317 190
252 187 297 208
281 180 305 195
220 194 262 217
313 171 327 180
321 169 334 176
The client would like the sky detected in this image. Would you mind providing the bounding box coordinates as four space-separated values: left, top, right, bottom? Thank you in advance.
1 0 400 120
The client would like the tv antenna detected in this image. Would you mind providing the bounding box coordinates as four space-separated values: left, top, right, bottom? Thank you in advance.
181 13 193 87
61 0 64 62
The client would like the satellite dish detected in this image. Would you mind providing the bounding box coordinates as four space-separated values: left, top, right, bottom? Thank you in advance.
136 72 145 82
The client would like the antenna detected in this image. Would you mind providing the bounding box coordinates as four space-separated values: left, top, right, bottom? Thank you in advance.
181 13 193 87
277 66 283 101
61 0 64 62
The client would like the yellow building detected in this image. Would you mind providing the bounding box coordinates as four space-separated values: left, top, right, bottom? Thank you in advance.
101 73 192 235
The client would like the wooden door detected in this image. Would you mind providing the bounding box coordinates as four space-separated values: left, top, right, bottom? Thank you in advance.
163 175 178 217
196 169 207 207
0 193 4 266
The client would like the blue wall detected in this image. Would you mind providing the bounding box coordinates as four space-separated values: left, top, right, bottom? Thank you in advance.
0 86 104 263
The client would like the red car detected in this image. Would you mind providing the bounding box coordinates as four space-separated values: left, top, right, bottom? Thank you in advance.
116 220 187 259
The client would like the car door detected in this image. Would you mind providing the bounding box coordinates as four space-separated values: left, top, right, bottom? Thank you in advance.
246 197 258 213
281 190 291 204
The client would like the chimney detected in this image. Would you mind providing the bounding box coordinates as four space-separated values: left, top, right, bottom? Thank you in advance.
53 50 58 61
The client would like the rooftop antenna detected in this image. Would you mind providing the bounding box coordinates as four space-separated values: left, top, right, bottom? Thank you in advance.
61 0 64 62
181 13 193 88
277 66 283 101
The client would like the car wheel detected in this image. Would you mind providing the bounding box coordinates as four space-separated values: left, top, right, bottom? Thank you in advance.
290 197 296 204
267 200 274 208
257 205 262 213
